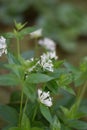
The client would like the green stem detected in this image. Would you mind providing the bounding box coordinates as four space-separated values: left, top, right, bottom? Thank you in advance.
23 97 28 113
32 104 38 122
17 37 20 58
76 81 87 109
34 38 39 58
19 86 24 127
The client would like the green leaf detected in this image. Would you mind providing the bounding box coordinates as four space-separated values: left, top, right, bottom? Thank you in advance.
0 73 19 86
52 116 61 130
63 61 77 72
61 86 75 95
47 80 59 94
14 20 27 30
0 105 18 124
49 68 67 79
40 104 52 124
23 83 36 102
54 60 64 68
26 73 53 84
3 32 15 39
68 120 87 130
9 127 21 130
60 106 69 117
21 113 30 130
61 124 72 130
58 73 73 86
31 127 44 130
20 26 38 37
7 53 20 64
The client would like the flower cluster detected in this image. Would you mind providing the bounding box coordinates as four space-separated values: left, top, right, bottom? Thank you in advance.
26 52 58 73
38 89 52 107
0 36 7 56
30 29 57 52
38 52 58 72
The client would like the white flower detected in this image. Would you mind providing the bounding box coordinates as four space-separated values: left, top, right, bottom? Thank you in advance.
46 51 58 60
30 29 42 38
38 37 56 52
39 53 54 72
0 36 7 56
38 52 58 72
38 89 52 107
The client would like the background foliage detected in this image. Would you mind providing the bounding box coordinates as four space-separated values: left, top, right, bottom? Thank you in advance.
0 0 87 52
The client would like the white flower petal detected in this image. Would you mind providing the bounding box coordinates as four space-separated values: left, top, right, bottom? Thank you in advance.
38 37 56 51
30 29 42 38
0 36 7 56
38 89 52 107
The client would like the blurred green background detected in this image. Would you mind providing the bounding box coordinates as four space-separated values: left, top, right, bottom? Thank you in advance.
0 0 87 104
0 0 87 58
0 0 87 128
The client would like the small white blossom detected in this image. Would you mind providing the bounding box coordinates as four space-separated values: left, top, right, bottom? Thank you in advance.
38 52 58 72
38 89 52 107
39 53 54 72
0 36 7 56
46 51 58 60
30 29 42 38
38 37 56 52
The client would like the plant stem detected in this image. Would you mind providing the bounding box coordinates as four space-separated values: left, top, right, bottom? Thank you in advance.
17 37 20 58
19 85 24 127
76 81 87 109
34 38 38 58
23 97 28 113
32 104 38 122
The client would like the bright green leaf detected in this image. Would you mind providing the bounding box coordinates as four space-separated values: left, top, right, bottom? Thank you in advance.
31 127 44 130
20 26 38 36
9 127 21 130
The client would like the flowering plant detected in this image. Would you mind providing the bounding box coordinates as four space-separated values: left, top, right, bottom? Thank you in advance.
0 22 87 130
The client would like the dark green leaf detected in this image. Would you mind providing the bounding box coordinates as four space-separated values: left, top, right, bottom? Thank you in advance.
69 120 87 130
26 73 53 84
7 53 20 64
0 73 19 86
61 86 75 95
47 80 59 94
40 104 52 124
61 124 72 130
23 83 36 102
0 105 18 124
3 32 15 39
